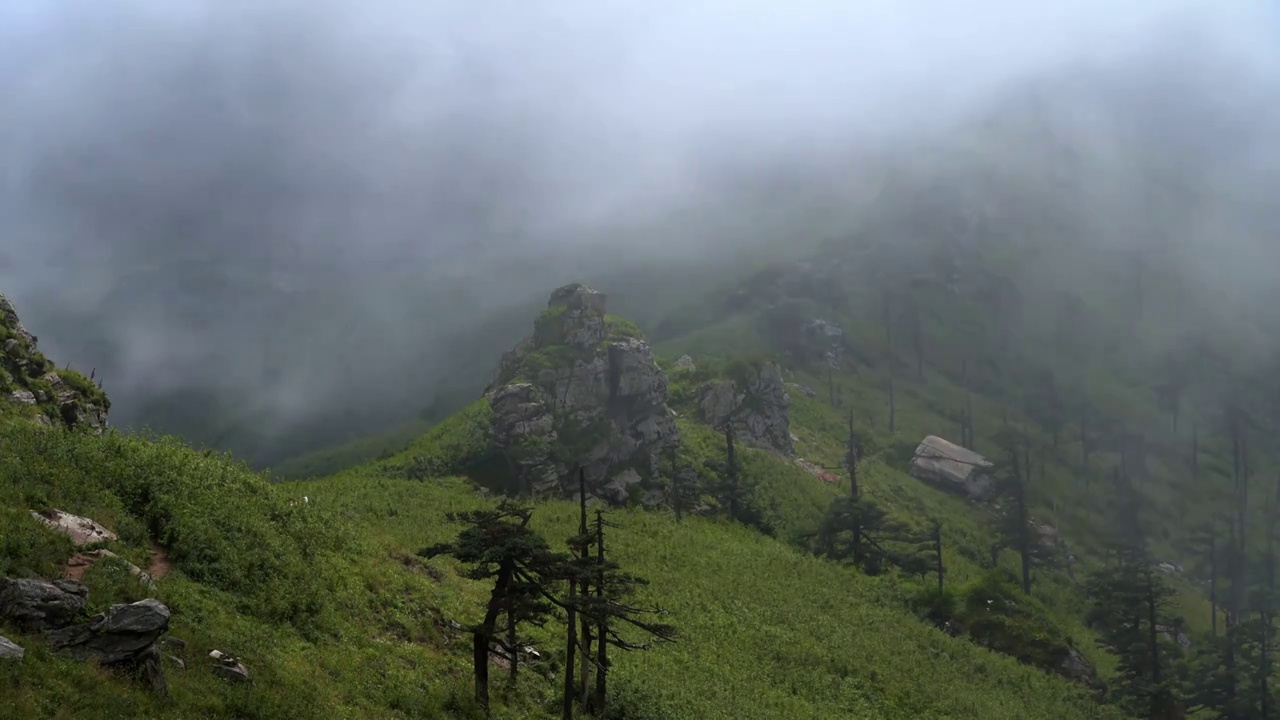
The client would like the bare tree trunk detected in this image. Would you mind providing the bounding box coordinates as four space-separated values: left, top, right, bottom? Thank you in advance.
847 410 859 499
1011 439 1031 596
882 287 892 353
576 470 591 708
933 521 944 594
1079 413 1089 467
1210 531 1218 637
725 425 739 520
1191 424 1200 505
888 374 896 436
1226 519 1239 713
593 511 609 715
579 626 592 708
884 288 896 436
507 605 518 684
1145 568 1164 718
562 582 576 720
909 299 924 380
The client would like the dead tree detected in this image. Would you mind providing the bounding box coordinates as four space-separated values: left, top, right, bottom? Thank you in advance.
932 520 944 594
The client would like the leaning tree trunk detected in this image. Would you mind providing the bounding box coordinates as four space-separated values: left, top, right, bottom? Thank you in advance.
476 559 513 716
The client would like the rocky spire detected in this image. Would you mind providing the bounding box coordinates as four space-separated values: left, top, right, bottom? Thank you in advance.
484 284 678 505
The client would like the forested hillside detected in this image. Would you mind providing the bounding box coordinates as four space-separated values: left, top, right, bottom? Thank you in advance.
5 5 1280 719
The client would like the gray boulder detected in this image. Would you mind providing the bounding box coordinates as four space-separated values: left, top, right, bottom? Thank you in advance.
209 650 251 683
909 436 995 500
47 598 171 696
8 390 35 405
0 635 23 661
31 509 118 547
696 361 792 454
0 578 89 631
47 598 171 665
672 355 696 373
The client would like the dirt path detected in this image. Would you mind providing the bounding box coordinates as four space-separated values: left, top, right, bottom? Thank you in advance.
147 540 172 580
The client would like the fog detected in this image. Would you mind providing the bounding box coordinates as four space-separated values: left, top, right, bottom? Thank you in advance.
1 1 1277 464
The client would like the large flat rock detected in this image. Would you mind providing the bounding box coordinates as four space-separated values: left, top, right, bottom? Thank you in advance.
909 435 995 500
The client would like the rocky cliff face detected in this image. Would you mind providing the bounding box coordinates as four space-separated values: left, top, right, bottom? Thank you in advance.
485 284 679 504
695 360 793 454
0 292 110 432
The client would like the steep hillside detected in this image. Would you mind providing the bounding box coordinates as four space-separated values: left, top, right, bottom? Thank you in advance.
1 294 109 431
1 286 1127 719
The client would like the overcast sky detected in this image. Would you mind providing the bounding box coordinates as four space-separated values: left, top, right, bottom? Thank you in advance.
1 1 1276 460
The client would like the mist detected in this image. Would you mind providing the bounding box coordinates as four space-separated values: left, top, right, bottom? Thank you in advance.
1 1 1277 465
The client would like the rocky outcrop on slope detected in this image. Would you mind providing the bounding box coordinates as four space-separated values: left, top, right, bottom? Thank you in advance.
48 598 171 696
0 292 110 431
909 435 995 500
31 509 118 547
0 635 24 661
0 578 90 631
485 284 679 503
1 576 172 695
695 360 793 454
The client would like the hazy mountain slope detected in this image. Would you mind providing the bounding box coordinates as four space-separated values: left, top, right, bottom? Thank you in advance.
0 385 1121 720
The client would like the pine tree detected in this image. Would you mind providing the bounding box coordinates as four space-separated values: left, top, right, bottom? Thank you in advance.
810 496 933 577
716 424 772 534
575 508 678 715
663 447 699 523
420 500 560 715
1085 470 1184 719
988 427 1045 595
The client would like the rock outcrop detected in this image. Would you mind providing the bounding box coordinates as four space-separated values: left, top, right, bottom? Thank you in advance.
209 649 251 683
1055 646 1102 691
0 576 171 694
485 284 679 503
802 319 844 367
48 598 171 696
0 635 23 661
695 361 792 454
0 578 89 631
0 292 110 431
48 599 170 664
909 436 995 500
31 509 118 547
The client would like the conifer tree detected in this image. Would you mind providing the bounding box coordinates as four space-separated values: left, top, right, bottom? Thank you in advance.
1085 470 1184 719
716 424 771 534
576 508 677 715
989 427 1045 595
420 500 559 715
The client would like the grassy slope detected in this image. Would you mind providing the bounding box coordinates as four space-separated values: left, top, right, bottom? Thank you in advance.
5 223 1248 718
0 395 1121 720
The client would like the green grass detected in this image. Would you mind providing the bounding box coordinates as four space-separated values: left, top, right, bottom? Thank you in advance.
0 418 517 719
7 219 1261 719
0 398 1125 720
295 471 1122 720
